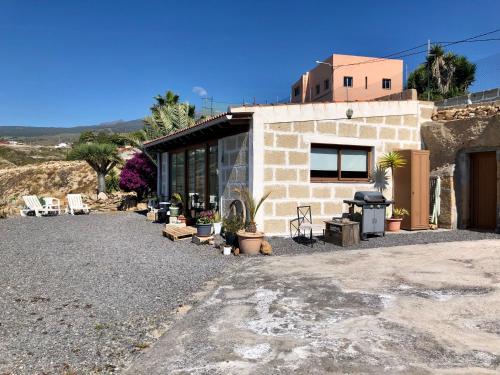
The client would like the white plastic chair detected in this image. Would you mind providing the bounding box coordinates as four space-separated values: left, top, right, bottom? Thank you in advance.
43 197 61 215
66 194 90 215
20 195 60 217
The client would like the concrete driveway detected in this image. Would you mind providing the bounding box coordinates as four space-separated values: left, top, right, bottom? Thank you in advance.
126 239 500 375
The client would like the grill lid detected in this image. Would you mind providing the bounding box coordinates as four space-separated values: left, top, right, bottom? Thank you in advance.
353 191 387 203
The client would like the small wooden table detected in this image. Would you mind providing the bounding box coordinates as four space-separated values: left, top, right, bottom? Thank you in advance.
323 220 360 247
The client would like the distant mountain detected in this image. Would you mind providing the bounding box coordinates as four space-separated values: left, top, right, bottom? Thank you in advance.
0 119 144 138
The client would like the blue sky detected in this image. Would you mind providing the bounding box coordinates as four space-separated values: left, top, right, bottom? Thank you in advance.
0 0 499 127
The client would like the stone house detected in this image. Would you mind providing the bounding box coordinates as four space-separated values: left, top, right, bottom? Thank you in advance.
144 100 434 236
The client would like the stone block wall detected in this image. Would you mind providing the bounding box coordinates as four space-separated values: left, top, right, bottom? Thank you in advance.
219 132 249 217
261 115 422 235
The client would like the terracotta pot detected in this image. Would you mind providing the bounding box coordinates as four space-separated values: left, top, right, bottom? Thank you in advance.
178 214 186 224
237 230 264 255
386 218 403 232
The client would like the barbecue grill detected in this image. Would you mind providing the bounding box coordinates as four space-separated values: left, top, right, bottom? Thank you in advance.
343 191 393 240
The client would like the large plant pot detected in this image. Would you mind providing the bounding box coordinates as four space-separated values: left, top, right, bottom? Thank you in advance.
197 223 213 237
237 230 264 255
213 222 222 235
169 206 180 216
386 218 403 232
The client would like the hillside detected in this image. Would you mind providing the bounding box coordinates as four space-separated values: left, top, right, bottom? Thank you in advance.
0 161 97 215
0 145 68 168
0 119 144 144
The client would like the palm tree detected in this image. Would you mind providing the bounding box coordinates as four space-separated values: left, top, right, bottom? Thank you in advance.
407 44 476 100
378 151 406 215
143 100 196 140
234 187 271 233
68 143 121 194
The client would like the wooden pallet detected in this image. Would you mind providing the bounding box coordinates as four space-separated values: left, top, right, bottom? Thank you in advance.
163 225 197 241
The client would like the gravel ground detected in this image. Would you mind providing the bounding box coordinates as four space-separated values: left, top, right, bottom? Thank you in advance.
269 229 500 256
0 213 237 375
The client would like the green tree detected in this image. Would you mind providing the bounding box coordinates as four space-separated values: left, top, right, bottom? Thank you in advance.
142 90 196 141
407 45 476 100
68 131 135 193
68 143 121 194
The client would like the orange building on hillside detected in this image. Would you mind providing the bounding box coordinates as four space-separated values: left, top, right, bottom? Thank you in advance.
291 54 403 103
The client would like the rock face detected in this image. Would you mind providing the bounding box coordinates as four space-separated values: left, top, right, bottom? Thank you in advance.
97 192 108 201
422 113 499 231
431 102 500 121
421 115 500 170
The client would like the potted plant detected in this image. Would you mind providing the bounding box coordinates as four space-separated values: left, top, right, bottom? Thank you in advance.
378 151 407 229
213 211 222 235
196 210 215 237
169 193 182 217
386 207 409 232
234 187 271 255
222 216 243 247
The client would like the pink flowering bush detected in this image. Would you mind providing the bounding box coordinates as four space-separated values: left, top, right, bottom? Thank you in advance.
119 152 156 200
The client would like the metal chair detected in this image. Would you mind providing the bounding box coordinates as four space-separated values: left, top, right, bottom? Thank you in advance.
292 206 325 247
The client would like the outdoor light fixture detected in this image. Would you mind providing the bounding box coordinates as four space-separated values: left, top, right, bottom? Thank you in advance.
346 108 353 119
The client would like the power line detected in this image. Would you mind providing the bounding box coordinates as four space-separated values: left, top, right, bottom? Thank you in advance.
329 27 500 69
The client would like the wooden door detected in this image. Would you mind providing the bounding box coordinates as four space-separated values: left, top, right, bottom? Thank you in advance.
410 151 430 229
470 152 497 230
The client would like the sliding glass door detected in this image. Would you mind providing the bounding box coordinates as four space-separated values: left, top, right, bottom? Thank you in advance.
169 142 218 215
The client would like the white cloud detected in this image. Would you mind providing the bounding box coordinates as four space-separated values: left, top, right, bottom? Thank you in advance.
192 86 208 97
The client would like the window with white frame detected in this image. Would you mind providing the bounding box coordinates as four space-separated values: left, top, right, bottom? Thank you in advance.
382 78 392 89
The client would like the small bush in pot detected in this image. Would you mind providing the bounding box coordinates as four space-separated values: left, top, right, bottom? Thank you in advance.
196 210 215 237
222 216 243 247
234 187 272 255
386 207 409 232
169 193 183 217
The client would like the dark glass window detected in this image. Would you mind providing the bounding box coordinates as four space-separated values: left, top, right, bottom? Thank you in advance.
343 76 353 87
315 84 320 95
310 144 371 182
365 76 368 89
294 86 301 97
324 79 330 90
382 78 392 89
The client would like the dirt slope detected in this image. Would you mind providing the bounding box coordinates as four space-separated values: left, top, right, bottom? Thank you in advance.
0 161 97 215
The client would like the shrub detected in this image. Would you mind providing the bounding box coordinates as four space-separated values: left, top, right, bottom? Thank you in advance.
105 169 120 193
119 152 156 200
197 210 215 224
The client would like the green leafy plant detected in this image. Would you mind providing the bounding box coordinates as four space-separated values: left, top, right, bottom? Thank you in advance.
170 193 183 207
378 151 406 217
213 211 221 223
392 207 409 219
105 169 120 193
234 187 271 233
222 215 244 234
